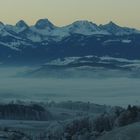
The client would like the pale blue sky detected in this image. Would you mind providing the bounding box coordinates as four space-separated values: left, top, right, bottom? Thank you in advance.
0 0 139 28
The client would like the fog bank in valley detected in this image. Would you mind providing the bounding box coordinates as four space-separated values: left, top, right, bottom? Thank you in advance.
0 67 140 107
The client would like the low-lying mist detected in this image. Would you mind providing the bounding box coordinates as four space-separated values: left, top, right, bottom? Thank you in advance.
0 66 140 107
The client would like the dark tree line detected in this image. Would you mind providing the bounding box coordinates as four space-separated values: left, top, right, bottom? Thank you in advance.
0 103 52 121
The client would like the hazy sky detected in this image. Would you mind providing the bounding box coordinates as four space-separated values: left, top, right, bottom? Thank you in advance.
0 0 140 28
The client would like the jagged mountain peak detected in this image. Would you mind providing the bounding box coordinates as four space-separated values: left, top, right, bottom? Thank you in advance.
35 18 55 30
73 20 93 24
16 20 28 28
100 21 120 29
107 21 118 26
64 20 102 35
99 21 137 35
71 20 98 27
0 19 139 43
0 21 4 26
0 21 4 28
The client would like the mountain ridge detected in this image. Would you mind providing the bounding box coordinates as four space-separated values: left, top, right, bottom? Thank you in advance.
0 19 139 42
0 18 140 65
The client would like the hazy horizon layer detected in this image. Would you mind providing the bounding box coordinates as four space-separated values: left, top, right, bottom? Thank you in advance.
0 67 140 107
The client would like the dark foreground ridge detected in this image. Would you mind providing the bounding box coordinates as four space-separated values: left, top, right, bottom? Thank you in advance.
0 101 140 140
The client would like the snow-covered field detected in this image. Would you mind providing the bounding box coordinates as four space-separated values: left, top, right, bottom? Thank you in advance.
97 122 140 140
0 67 140 107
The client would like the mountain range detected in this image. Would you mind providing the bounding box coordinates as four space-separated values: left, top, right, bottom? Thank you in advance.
0 18 140 65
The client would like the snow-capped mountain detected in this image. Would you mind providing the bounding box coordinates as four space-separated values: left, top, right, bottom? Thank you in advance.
15 20 29 33
4 20 28 35
99 21 140 35
30 19 57 36
57 20 109 36
0 19 139 42
34 19 56 30
0 18 140 65
0 21 4 29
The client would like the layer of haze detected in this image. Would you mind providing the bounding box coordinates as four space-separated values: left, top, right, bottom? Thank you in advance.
0 67 140 107
0 0 139 28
